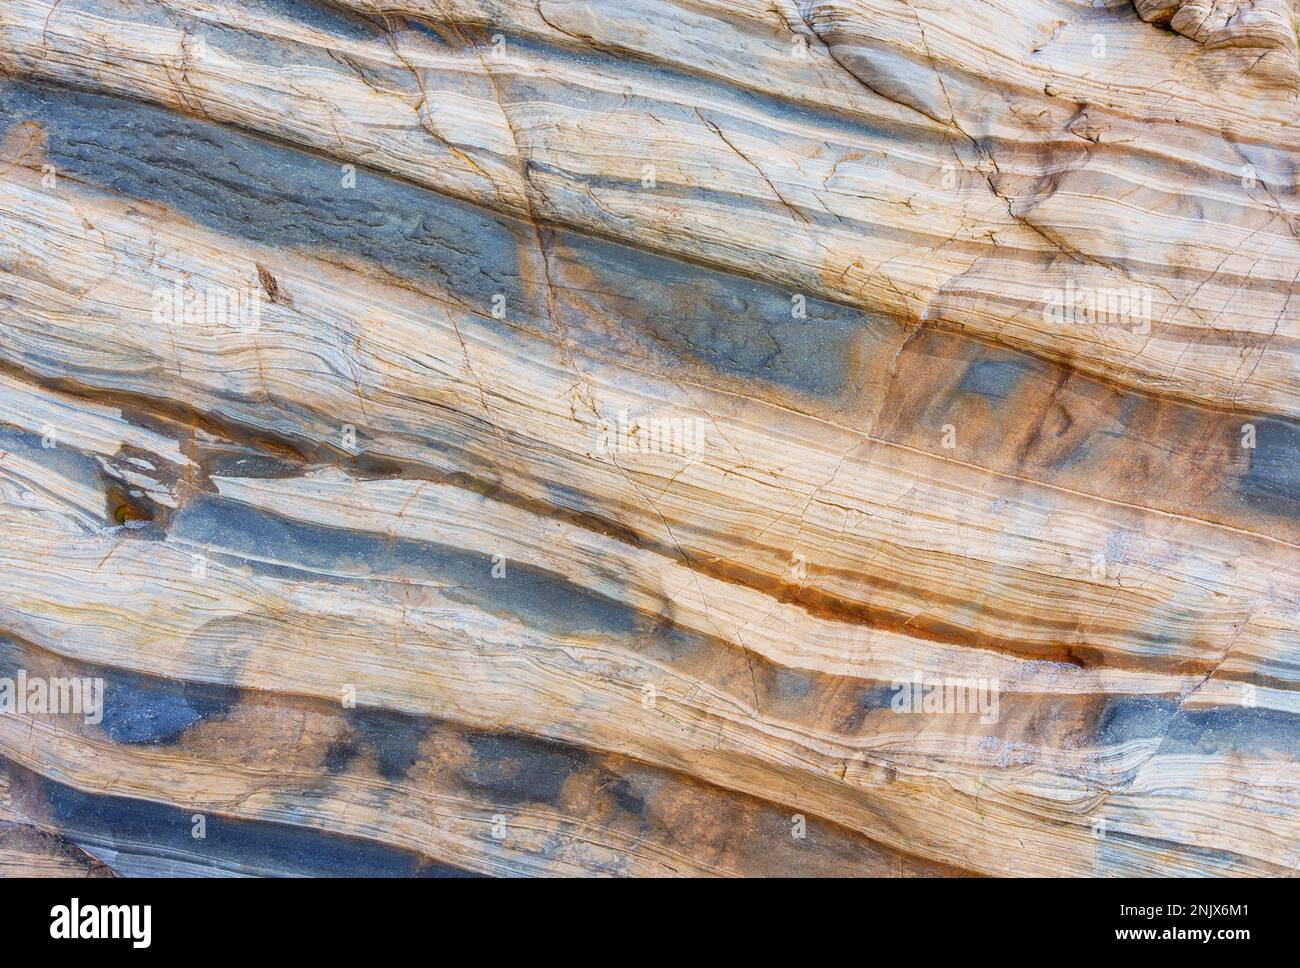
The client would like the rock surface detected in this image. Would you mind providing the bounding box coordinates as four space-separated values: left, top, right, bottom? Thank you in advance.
0 0 1296 876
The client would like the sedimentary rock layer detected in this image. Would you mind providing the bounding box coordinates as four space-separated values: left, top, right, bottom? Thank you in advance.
0 0 1296 876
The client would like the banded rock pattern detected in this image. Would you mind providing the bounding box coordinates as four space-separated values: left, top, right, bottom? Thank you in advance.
0 0 1296 876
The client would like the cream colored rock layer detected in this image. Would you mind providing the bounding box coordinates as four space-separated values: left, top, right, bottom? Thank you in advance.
1 172 1296 676
2 0 1296 415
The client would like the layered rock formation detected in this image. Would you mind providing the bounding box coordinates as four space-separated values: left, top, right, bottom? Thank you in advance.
0 0 1296 876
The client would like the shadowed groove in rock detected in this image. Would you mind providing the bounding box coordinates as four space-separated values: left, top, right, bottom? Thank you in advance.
96 668 238 746
0 78 882 398
0 80 532 315
462 730 593 805
0 636 972 876
1091 694 1300 759
1238 419 1300 517
28 765 479 877
328 705 434 783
